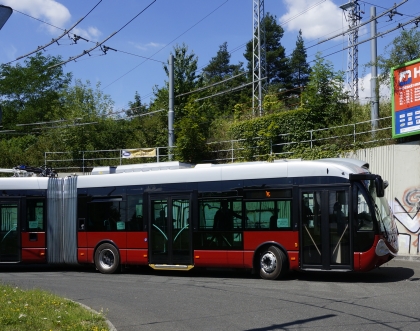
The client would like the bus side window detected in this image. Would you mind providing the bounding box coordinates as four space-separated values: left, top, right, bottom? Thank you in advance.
245 200 291 229
26 199 45 231
356 190 373 231
87 200 125 231
127 195 143 231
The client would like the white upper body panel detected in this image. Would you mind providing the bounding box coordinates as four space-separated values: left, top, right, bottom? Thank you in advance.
0 159 369 190
76 158 368 189
0 177 49 190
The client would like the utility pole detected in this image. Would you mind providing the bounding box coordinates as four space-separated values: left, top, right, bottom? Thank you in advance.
370 6 379 135
168 54 174 161
252 0 266 116
340 0 362 102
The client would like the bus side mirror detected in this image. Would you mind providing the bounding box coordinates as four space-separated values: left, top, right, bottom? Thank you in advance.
375 176 385 197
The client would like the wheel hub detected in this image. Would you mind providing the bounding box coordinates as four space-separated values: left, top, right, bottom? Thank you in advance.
99 249 115 269
261 252 277 274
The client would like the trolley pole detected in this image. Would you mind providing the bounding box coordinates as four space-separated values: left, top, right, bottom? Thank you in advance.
168 54 174 161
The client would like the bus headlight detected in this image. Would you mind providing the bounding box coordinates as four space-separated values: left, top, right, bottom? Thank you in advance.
375 239 390 257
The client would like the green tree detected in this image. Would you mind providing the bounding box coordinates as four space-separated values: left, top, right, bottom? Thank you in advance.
377 28 420 86
301 53 349 127
202 42 243 80
160 43 200 119
175 98 210 163
201 42 246 115
126 91 147 117
0 52 72 128
289 29 311 98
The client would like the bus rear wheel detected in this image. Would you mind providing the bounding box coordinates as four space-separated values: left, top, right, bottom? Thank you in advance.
95 243 120 274
259 246 286 280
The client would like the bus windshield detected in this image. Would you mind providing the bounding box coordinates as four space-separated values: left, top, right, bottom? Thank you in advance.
366 179 398 252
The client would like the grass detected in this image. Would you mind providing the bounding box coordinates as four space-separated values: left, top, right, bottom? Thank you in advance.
0 282 110 331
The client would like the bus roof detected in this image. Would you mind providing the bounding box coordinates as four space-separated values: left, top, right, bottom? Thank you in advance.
0 158 369 190
76 158 369 189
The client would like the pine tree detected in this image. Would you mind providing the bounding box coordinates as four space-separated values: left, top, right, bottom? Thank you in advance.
202 42 242 81
244 13 291 88
289 30 311 97
126 91 147 117
201 42 245 115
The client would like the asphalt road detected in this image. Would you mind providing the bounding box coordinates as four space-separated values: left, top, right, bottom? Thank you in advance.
0 259 419 331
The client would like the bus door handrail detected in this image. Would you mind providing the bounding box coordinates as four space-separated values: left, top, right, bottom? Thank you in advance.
1 226 17 244
173 224 189 242
152 224 168 240
332 224 349 255
303 225 321 256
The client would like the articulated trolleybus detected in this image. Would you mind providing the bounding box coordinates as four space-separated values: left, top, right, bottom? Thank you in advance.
0 158 398 280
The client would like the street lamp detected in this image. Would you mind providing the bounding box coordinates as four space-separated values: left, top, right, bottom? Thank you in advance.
0 5 12 30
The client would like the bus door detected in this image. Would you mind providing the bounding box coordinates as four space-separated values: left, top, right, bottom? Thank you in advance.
148 194 193 267
300 188 352 270
0 200 20 262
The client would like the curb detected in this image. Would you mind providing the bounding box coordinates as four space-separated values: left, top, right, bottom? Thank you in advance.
393 254 420 262
75 301 117 331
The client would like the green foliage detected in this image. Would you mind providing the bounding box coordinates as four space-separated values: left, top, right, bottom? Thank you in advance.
202 42 242 80
0 52 72 127
291 144 342 160
0 283 109 330
377 28 420 86
289 29 311 97
229 108 316 160
174 99 210 163
301 53 350 127
0 135 40 169
161 43 200 119
56 80 113 120
126 91 147 117
200 42 246 115
262 91 285 113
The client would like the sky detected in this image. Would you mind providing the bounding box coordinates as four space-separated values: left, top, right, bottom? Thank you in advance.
0 0 419 112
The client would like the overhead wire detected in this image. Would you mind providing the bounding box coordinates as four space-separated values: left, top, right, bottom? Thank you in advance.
101 0 230 91
102 0 340 109
112 0 418 114
49 0 157 69
7 0 103 64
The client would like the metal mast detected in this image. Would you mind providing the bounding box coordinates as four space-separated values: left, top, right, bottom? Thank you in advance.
340 0 362 101
252 0 266 116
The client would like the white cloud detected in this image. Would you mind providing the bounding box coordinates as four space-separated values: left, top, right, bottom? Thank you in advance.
2 0 71 31
280 0 345 40
129 41 165 51
3 44 17 60
358 73 391 104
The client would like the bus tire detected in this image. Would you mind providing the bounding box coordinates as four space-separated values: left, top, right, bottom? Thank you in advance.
259 246 286 280
94 243 120 274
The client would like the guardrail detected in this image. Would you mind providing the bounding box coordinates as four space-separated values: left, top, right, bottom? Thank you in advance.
44 147 173 173
204 117 393 163
44 117 393 170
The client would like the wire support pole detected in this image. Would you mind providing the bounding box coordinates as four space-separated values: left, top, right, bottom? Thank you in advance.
252 0 266 116
168 54 174 161
370 6 379 135
341 0 362 102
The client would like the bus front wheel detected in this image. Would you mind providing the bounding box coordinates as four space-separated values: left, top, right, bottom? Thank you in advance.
259 246 286 280
95 243 120 274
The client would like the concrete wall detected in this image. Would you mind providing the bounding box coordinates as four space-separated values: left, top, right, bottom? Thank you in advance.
348 142 420 256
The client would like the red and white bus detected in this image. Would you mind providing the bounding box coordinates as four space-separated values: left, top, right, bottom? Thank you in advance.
0 158 398 280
